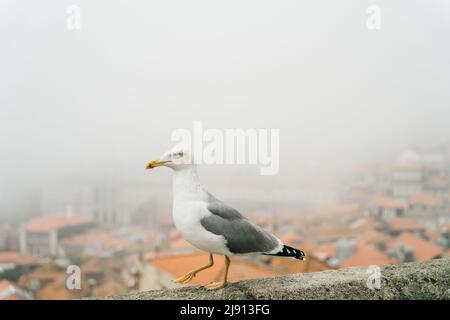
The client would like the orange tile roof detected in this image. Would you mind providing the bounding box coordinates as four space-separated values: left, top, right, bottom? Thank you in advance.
357 230 392 245
387 233 444 261
409 192 440 206
33 273 92 300
0 251 37 265
149 252 281 285
95 279 126 297
61 229 133 251
35 279 73 300
18 263 65 286
382 217 424 233
24 214 93 233
81 257 124 273
339 242 395 268
31 262 121 299
24 271 66 285
372 195 405 210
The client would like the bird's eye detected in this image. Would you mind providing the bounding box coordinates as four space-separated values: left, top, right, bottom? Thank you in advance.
174 151 183 158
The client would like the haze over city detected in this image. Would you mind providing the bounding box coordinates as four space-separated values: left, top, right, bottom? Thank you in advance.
0 1 449 301
2 1 450 224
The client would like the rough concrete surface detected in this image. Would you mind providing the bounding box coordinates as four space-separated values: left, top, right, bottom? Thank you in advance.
97 258 450 300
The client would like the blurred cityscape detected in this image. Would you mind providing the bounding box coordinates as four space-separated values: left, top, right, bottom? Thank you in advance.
1 142 450 300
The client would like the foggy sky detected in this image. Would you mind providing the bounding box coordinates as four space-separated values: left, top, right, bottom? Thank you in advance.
1 1 450 219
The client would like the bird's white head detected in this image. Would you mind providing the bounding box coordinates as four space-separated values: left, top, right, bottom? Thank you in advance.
145 146 195 171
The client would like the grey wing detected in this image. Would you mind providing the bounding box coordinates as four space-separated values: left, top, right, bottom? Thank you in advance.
201 196 280 254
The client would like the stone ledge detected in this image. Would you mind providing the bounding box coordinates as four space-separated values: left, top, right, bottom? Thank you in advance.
99 258 450 300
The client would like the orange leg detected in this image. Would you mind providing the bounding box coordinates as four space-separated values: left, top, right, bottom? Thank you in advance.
174 253 214 284
204 256 230 290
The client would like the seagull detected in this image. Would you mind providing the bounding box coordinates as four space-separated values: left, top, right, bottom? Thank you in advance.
146 146 305 290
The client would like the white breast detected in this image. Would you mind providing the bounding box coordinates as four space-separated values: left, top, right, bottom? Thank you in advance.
170 166 233 256
172 200 232 256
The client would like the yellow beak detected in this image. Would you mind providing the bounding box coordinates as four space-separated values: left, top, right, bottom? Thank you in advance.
145 160 169 169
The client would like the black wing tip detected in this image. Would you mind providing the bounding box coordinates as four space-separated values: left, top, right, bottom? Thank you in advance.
265 245 306 260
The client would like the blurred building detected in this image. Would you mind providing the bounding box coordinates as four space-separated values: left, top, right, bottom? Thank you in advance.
391 163 423 199
19 214 95 257
41 184 156 227
369 195 405 218
0 224 18 251
0 251 38 274
379 216 424 236
386 233 444 262
60 228 137 258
